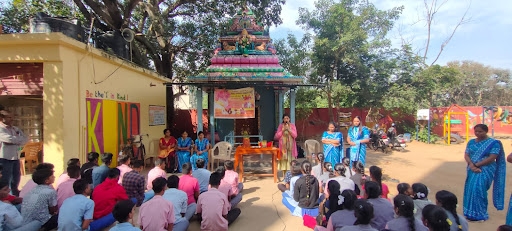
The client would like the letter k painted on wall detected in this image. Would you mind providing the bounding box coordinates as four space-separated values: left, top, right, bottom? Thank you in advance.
87 101 101 152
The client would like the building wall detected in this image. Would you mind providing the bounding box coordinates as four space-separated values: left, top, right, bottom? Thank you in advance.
0 33 168 174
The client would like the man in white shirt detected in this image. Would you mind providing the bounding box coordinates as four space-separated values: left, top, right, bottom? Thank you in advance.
0 110 27 196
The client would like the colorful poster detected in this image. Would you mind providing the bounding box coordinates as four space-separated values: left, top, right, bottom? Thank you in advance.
149 105 166 126
214 87 255 119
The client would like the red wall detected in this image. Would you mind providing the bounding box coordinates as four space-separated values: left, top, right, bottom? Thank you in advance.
0 63 43 96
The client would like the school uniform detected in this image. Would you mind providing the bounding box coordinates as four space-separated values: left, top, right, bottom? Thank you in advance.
294 175 320 209
367 198 394 231
385 216 428 231
413 199 433 220
443 208 469 231
340 224 378 231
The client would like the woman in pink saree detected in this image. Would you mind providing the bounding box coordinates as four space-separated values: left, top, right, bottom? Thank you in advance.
275 114 298 179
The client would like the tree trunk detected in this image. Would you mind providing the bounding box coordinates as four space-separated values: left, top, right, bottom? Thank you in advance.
327 89 334 123
161 51 175 128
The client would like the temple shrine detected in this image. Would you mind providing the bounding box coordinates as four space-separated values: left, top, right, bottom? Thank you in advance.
171 7 306 145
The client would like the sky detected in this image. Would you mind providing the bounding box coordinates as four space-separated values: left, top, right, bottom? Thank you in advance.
269 0 512 70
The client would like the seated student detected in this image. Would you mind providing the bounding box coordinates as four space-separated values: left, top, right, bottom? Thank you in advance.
339 199 378 231
19 163 54 198
369 166 389 199
277 160 299 192
117 154 132 185
57 165 80 209
315 189 358 231
58 179 94 231
147 159 167 191
109 200 141 231
498 225 512 231
223 160 243 195
421 204 451 231
311 153 332 192
349 161 365 197
435 190 468 231
385 194 428 231
178 163 200 205
21 168 58 231
90 168 129 231
0 181 41 231
397 183 413 198
191 158 211 194
324 163 355 199
56 158 80 188
163 175 193 231
294 161 319 212
364 181 394 231
281 161 303 216
197 172 241 231
412 183 433 220
342 157 356 177
80 152 99 185
122 160 149 207
318 180 342 226
215 166 240 209
139 177 175 231
92 153 113 188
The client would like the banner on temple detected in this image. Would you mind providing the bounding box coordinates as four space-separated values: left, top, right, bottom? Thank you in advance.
214 87 255 119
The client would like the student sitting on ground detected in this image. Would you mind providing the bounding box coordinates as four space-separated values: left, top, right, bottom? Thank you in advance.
223 160 243 196
147 159 167 191
19 163 54 198
91 168 130 231
412 183 433 220
318 180 341 226
0 181 41 231
56 158 80 188
21 168 58 231
109 200 141 231
342 157 356 177
122 160 149 207
215 166 240 209
421 204 451 231
364 181 394 231
435 190 468 231
163 175 193 231
397 183 413 198
92 153 113 188
324 163 355 200
311 153 332 194
197 172 241 231
294 160 319 213
178 163 200 205
277 160 299 192
80 152 99 185
192 158 211 194
139 177 175 231
117 154 132 185
339 199 378 231
315 189 358 231
56 165 80 209
369 165 389 199
58 179 94 231
385 194 428 231
349 161 365 197
281 161 303 216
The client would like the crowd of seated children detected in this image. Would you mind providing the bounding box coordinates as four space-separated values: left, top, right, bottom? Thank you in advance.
277 160 300 192
163 175 194 231
138 177 175 231
196 172 241 231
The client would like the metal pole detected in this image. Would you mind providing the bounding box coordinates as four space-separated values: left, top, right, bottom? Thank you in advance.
208 88 215 146
491 107 495 137
290 88 296 124
416 123 419 140
196 87 203 133
428 118 431 144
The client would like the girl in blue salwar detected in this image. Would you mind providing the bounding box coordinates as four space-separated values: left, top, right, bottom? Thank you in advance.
347 116 370 166
463 124 506 222
191 131 210 171
321 122 343 167
176 131 192 173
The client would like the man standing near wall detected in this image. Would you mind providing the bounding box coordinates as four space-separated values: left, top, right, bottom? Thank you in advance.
0 110 27 196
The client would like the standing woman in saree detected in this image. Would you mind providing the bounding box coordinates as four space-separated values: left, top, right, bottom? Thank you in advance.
507 150 512 225
176 130 192 173
321 122 343 167
346 116 370 166
463 124 506 222
275 114 298 179
191 131 210 171
159 129 177 173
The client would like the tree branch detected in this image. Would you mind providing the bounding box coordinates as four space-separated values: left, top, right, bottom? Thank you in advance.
102 0 123 28
72 0 110 31
123 0 143 28
82 0 116 29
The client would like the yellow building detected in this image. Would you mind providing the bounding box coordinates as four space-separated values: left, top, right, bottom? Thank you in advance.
0 33 168 175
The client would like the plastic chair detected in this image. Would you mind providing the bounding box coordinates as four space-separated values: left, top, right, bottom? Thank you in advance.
304 139 321 163
22 142 43 173
209 141 233 170
144 139 160 168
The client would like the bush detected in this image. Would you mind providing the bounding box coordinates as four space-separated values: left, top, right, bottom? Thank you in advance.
414 128 440 143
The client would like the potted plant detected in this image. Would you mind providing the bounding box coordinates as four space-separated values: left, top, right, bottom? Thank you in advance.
241 125 251 147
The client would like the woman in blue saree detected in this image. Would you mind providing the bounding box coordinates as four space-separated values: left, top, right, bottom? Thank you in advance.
321 122 343 167
505 147 512 225
463 124 506 222
176 131 192 173
346 116 370 166
191 131 210 171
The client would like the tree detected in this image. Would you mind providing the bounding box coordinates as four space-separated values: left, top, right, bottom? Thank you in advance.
297 0 403 122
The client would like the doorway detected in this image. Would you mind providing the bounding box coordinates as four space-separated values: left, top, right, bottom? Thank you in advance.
234 107 260 144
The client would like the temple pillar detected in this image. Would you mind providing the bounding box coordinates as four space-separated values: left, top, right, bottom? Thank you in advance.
278 89 284 125
196 87 203 133
208 88 215 146
290 88 296 123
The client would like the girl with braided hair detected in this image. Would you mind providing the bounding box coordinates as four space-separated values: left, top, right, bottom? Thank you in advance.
315 189 358 231
350 161 366 197
339 199 378 231
421 204 451 231
435 190 468 231
386 194 428 231
364 181 394 230
294 160 320 210
312 153 332 192
324 163 355 199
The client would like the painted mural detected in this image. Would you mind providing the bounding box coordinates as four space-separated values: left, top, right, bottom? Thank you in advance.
86 98 140 166
431 106 512 137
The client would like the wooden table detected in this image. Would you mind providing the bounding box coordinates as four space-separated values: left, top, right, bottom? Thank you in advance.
234 146 279 183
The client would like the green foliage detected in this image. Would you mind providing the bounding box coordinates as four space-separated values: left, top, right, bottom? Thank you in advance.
414 128 440 143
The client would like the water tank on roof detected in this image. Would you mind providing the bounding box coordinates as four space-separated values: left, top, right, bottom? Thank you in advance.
30 12 85 42
94 30 129 60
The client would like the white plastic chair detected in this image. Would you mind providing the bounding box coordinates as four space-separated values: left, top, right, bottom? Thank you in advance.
304 139 321 163
144 139 159 168
209 141 233 170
